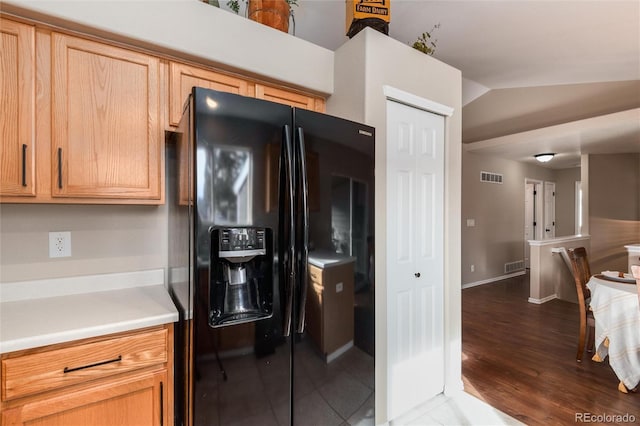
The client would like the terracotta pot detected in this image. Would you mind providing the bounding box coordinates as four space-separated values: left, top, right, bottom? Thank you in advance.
248 0 290 33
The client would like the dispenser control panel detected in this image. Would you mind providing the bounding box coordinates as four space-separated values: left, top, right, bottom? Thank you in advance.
217 227 267 258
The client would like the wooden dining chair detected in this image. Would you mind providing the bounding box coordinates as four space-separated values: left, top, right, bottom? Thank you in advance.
568 247 595 362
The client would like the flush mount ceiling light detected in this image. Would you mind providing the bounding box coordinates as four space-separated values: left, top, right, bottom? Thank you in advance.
534 153 555 163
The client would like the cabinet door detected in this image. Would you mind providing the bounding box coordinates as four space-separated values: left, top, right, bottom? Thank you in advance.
169 62 251 126
0 18 36 197
255 83 324 111
51 33 162 201
1 370 168 426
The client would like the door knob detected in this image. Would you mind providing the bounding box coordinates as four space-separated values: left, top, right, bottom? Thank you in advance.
414 272 421 278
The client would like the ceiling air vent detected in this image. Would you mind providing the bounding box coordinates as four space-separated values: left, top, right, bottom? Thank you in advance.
480 171 503 184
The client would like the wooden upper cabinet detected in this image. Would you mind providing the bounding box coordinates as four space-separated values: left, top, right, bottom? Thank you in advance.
169 62 251 126
255 83 325 112
0 18 36 197
168 62 326 128
51 33 163 201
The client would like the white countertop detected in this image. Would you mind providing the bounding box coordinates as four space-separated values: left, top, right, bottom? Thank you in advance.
528 234 591 246
0 270 178 354
308 250 356 268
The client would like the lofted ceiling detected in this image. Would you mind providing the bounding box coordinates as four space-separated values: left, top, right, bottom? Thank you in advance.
275 0 640 169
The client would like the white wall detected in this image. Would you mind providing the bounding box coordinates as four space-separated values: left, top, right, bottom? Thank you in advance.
554 167 581 236
330 28 462 424
588 153 640 272
461 151 555 285
528 236 590 304
0 204 167 282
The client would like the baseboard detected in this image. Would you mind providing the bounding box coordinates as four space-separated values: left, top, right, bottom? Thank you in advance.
462 270 526 289
528 294 558 304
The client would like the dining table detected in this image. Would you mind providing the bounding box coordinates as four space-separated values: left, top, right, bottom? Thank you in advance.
587 274 640 392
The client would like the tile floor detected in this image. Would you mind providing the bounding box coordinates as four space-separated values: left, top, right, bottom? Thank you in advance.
194 338 375 426
194 336 522 426
390 392 526 426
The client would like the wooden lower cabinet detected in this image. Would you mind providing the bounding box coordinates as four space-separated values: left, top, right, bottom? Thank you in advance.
1 370 167 426
0 325 173 426
305 262 355 360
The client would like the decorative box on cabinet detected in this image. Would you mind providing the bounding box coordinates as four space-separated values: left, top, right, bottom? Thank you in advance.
0 18 36 198
0 325 173 426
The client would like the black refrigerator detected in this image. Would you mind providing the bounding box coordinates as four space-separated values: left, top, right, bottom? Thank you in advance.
168 87 375 426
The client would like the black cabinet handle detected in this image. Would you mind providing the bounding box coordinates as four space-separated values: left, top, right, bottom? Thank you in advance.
21 144 27 186
415 272 421 278
63 355 122 373
57 148 63 189
160 381 164 426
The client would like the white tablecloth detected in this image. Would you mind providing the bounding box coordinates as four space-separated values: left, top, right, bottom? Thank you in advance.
587 276 640 389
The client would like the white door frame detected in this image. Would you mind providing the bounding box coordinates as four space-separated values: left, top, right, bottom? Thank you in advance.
544 181 556 239
524 178 544 266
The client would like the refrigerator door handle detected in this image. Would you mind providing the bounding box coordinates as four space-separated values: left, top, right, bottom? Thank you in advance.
280 125 296 337
295 126 309 334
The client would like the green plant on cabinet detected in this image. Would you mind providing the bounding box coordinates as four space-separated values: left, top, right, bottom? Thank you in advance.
411 23 441 56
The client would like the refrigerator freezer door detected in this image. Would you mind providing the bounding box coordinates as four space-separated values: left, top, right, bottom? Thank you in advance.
190 87 294 426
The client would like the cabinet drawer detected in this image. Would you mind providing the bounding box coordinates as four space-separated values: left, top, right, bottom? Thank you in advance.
1 328 168 402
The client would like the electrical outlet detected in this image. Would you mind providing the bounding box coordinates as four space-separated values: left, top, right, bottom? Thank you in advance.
470 264 475 272
49 231 72 258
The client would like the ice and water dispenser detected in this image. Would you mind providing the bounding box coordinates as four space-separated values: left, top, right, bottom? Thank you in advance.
209 227 273 327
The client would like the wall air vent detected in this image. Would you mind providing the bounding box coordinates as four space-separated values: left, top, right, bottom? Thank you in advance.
480 171 503 184
504 260 525 274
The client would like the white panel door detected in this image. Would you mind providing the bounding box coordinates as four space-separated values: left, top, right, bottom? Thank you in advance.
544 181 556 239
386 100 445 419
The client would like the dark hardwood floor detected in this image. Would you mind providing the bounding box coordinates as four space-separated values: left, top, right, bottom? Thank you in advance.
462 273 639 425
